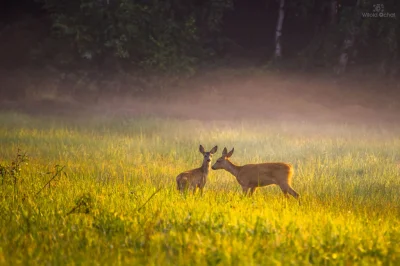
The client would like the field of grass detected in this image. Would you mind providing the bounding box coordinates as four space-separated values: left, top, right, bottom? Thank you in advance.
0 112 400 265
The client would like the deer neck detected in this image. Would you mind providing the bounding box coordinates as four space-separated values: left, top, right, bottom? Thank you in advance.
201 161 211 176
224 160 240 177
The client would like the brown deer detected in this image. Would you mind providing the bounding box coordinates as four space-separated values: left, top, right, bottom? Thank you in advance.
176 145 218 194
211 147 300 203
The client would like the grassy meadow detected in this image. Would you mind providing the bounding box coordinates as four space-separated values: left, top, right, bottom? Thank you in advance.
0 112 400 265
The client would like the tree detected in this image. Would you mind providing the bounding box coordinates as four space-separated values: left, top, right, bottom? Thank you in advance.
335 0 361 74
335 0 399 75
38 0 233 73
274 0 285 59
330 0 338 25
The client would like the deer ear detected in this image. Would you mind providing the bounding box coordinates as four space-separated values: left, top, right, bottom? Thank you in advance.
226 148 234 158
199 145 205 154
222 147 228 156
210 145 218 154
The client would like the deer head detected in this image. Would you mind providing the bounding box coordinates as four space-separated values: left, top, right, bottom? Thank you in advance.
211 147 234 170
199 145 218 166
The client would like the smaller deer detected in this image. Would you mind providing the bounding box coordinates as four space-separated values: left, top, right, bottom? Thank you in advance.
176 145 218 194
212 147 300 203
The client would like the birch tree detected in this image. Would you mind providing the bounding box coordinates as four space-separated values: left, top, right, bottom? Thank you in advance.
274 0 285 58
273 0 315 60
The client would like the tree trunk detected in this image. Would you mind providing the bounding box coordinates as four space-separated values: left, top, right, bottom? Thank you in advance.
330 0 338 25
274 0 285 59
336 0 361 74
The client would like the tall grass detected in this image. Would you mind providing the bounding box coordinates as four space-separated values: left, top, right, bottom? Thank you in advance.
0 112 399 265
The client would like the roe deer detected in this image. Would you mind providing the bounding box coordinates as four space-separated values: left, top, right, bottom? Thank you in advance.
211 147 300 202
176 145 218 194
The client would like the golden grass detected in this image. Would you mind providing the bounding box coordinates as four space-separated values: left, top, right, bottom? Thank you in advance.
0 113 399 265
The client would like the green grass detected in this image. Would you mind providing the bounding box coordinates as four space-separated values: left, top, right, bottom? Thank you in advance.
0 112 400 265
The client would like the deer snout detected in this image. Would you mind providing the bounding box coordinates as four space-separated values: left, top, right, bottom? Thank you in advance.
207 158 211 162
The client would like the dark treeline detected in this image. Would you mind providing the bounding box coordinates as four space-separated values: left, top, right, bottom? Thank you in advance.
0 0 399 100
0 0 398 73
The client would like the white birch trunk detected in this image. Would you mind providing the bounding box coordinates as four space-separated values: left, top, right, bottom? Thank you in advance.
274 0 285 58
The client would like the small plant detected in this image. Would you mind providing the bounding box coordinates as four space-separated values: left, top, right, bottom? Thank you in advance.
35 164 66 197
67 193 94 215
0 149 29 201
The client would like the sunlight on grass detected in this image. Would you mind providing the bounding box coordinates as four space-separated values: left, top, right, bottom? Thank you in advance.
0 112 400 265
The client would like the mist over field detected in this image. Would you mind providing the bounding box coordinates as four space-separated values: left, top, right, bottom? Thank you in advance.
2 71 400 264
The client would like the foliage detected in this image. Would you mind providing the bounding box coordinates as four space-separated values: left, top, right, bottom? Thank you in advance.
291 0 399 71
38 0 233 73
1 114 400 264
0 149 28 201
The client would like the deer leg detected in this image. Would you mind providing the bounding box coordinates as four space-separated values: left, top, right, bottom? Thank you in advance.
178 181 189 198
289 186 301 205
279 183 292 199
199 187 204 196
242 186 251 196
176 178 182 192
249 187 256 196
287 185 299 199
279 183 301 205
286 185 300 205
178 177 190 193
